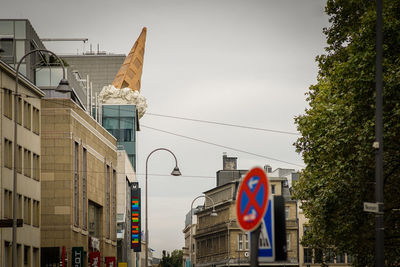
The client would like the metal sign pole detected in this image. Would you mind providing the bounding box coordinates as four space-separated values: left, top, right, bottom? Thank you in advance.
250 225 261 267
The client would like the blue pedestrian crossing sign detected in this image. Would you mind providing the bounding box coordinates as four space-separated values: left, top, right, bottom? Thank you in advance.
258 198 275 262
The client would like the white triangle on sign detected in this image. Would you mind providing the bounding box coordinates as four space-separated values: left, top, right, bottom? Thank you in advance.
259 219 271 249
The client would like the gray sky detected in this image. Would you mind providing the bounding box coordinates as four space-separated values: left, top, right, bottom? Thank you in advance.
2 0 329 258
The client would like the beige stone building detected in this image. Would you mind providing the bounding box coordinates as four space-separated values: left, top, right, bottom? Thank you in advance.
40 96 118 265
187 154 300 267
1 60 44 266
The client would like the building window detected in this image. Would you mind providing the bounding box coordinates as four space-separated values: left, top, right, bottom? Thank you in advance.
286 233 291 251
314 249 323 264
0 37 14 59
24 245 31 266
17 145 22 173
33 247 39 267
336 253 345 263
32 107 39 134
105 165 110 238
23 101 31 129
32 200 39 227
347 254 353 263
238 233 248 251
82 148 87 229
32 154 39 181
271 184 275 195
325 248 334 263
4 189 12 218
4 241 12 266
3 88 13 118
17 194 22 219
88 201 101 237
285 207 290 220
303 248 312 263
303 225 309 235
24 197 31 225
23 148 31 177
17 97 22 125
4 139 13 169
238 234 243 251
74 142 79 226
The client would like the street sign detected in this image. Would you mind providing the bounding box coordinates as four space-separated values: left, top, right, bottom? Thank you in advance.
236 167 270 231
258 198 275 262
364 202 383 213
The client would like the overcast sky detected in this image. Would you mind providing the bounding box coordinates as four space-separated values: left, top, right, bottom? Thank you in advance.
2 0 329 258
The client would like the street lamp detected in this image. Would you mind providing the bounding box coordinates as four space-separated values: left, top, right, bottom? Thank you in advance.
145 148 181 267
12 49 71 267
189 195 218 267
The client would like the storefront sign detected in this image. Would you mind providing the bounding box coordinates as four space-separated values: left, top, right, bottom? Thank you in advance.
89 251 101 267
72 247 84 267
131 182 141 251
105 257 116 267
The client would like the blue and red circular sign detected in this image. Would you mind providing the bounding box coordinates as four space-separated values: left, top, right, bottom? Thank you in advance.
236 167 270 231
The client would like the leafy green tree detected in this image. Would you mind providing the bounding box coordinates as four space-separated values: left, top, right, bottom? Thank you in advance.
293 0 400 266
159 250 183 267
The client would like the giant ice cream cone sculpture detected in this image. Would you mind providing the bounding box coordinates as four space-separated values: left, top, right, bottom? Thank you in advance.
112 27 147 91
98 27 148 118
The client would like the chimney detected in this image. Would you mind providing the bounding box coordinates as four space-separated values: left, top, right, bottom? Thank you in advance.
264 164 272 173
223 153 237 170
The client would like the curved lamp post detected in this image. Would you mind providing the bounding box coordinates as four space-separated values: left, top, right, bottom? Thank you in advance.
12 49 70 267
145 148 181 267
189 195 218 267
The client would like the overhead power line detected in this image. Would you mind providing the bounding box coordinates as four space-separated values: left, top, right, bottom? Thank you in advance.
141 124 304 168
146 113 300 136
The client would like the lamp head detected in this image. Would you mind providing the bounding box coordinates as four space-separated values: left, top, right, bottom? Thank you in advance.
56 78 72 92
171 166 181 176
210 208 218 217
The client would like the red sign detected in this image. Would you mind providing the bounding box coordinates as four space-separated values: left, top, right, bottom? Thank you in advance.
236 167 269 231
61 246 66 267
89 251 101 267
105 257 116 267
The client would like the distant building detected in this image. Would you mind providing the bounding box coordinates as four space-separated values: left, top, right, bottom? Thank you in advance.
0 59 44 266
61 53 125 95
0 19 90 113
188 154 300 267
117 150 139 267
0 19 46 80
297 206 353 266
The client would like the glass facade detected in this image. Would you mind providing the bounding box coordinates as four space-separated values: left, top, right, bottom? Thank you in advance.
102 105 136 170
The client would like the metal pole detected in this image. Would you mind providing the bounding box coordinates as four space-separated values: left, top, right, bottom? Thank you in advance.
227 222 230 267
12 49 67 267
250 225 260 267
86 75 90 114
375 0 384 266
189 195 217 267
145 148 180 267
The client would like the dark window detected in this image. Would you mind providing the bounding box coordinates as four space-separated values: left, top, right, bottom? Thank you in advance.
336 253 345 263
325 248 334 263
314 249 323 263
303 248 312 263
0 38 14 57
